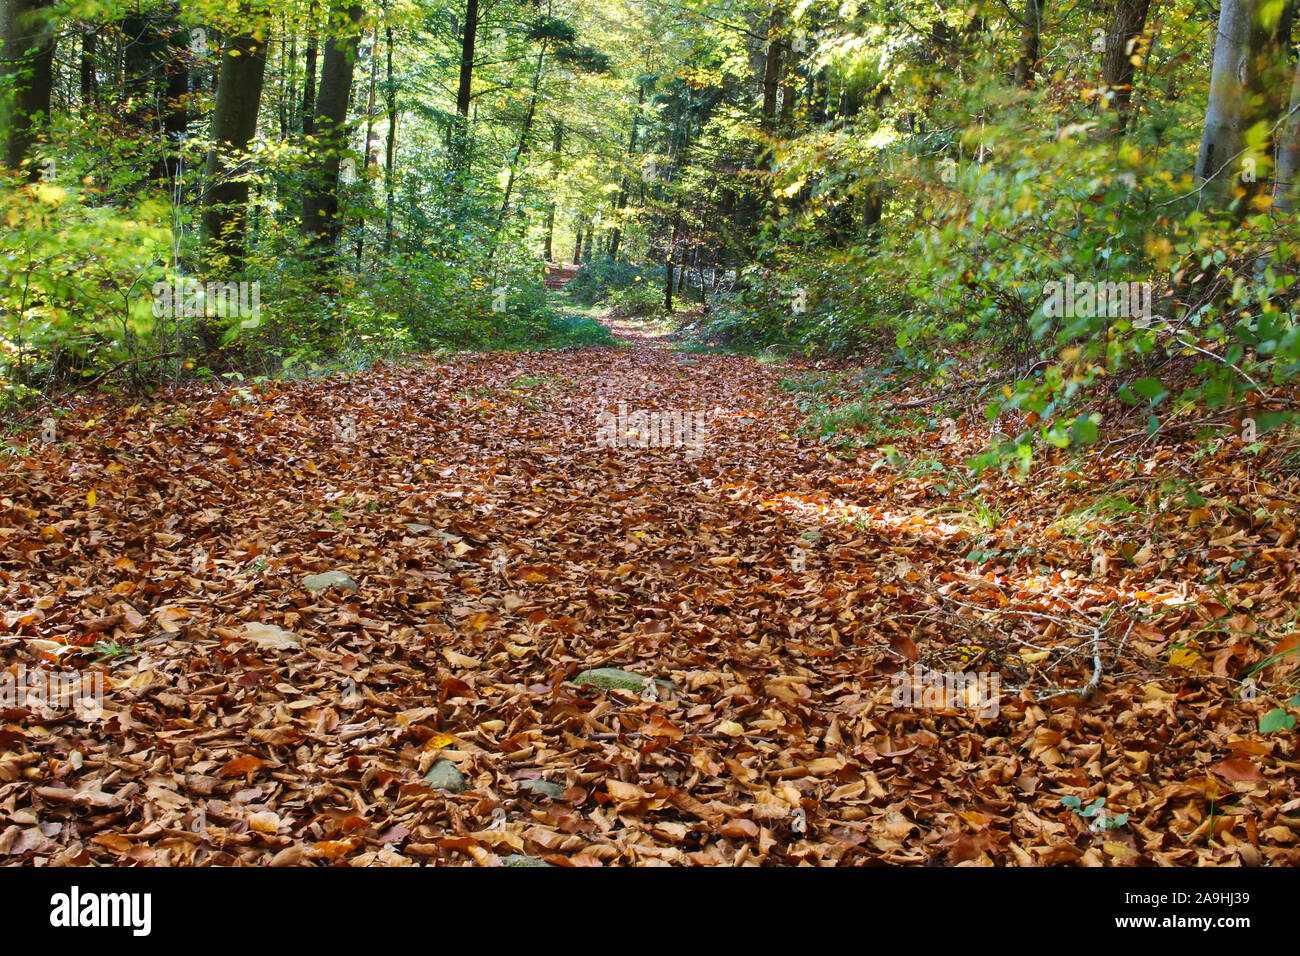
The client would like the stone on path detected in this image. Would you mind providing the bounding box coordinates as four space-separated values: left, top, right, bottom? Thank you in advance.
302 570 359 593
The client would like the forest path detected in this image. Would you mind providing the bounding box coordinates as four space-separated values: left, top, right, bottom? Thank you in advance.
0 341 1289 865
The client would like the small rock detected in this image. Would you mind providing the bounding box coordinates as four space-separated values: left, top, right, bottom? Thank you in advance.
499 855 555 867
422 759 466 793
302 570 359 593
516 779 565 800
403 523 435 533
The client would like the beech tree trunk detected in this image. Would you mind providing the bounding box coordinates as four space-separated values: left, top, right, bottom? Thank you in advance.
1195 0 1291 206
302 3 364 247
201 28 268 269
1273 61 1300 211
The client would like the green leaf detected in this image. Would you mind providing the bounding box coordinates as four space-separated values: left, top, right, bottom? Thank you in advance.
1259 708 1297 733
1072 416 1099 445
1132 377 1168 405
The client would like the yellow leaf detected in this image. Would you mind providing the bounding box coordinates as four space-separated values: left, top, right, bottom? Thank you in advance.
716 720 744 737
86 488 97 508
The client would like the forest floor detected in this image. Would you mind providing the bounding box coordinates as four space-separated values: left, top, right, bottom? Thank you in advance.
2 310 1299 866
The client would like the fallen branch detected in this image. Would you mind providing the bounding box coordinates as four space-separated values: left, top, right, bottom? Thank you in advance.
891 360 1049 410
11 351 185 426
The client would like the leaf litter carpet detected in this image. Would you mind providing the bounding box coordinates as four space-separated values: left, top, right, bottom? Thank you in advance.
2 344 1299 866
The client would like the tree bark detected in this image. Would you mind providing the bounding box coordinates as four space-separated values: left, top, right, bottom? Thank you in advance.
1195 0 1291 206
355 22 378 267
452 0 478 172
159 24 191 183
79 28 97 107
1100 0 1152 135
0 0 55 172
494 42 546 246
608 83 643 261
302 2 318 134
1013 0 1045 88
302 3 364 247
383 18 397 251
760 8 783 132
201 28 268 269
543 120 562 260
1274 60 1300 211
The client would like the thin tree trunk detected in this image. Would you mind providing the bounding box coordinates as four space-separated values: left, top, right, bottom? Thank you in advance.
383 17 396 251
356 22 378 268
608 83 643 261
301 2 318 134
543 119 562 260
663 219 678 312
453 0 478 172
494 43 545 245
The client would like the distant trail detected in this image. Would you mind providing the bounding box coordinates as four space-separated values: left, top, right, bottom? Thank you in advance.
543 261 581 290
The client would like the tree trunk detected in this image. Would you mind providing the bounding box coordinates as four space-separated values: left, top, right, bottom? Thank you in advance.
158 24 191 183
543 120 562 260
1100 0 1152 135
383 17 397 251
452 0 478 172
608 83 643 261
1274 61 1300 211
302 2 318 134
494 43 545 246
355 22 378 267
663 220 679 312
201 28 268 269
79 28 97 107
1195 0 1290 206
760 8 783 133
0 0 55 172
302 3 363 247
1013 0 1045 87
